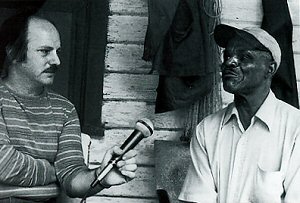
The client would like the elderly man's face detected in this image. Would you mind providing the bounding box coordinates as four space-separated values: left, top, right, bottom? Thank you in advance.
20 18 61 86
221 39 272 95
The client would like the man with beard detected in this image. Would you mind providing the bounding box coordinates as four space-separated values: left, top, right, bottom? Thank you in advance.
0 12 137 202
179 24 300 203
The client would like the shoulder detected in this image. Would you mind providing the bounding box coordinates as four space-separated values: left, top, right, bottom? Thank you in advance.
269 98 300 144
0 82 12 105
0 82 9 96
195 106 229 141
46 90 79 118
276 99 300 120
197 106 229 130
47 90 75 109
46 91 80 122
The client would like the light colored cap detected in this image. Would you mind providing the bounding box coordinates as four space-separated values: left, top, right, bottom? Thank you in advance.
214 24 281 68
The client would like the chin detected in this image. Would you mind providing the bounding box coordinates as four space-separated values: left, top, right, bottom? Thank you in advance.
223 79 243 93
223 83 238 94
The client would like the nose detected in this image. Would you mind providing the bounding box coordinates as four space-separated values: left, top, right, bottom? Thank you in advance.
223 56 239 70
50 51 61 66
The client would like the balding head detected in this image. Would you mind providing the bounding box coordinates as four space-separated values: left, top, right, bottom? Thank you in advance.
0 14 59 78
26 16 60 58
27 17 59 40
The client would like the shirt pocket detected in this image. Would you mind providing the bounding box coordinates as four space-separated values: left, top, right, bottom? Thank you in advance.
252 165 284 203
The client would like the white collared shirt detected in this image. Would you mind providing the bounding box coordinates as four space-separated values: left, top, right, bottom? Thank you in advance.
179 91 300 203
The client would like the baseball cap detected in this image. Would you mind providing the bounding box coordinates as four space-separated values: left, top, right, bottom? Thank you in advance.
214 24 281 68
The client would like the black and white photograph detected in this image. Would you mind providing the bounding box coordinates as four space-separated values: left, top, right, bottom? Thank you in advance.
0 0 299 202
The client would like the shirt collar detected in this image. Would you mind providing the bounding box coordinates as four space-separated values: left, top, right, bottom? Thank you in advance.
254 90 277 130
222 91 277 131
223 103 237 126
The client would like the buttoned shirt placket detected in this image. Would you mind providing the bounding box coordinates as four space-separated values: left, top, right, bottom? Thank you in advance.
226 116 255 202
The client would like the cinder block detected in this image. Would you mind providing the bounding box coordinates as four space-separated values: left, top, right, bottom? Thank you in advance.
154 140 191 203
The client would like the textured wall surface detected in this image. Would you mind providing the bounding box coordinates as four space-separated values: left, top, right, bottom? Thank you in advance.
87 0 300 202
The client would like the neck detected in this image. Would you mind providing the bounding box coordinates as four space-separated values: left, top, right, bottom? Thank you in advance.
234 87 270 130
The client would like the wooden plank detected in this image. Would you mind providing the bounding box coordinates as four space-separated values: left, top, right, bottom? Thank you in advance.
293 27 300 54
87 197 158 203
221 0 263 23
105 43 152 73
89 129 182 165
295 54 300 80
290 8 300 26
102 101 185 129
107 15 147 43
103 73 158 100
221 0 299 25
109 0 148 16
297 81 300 102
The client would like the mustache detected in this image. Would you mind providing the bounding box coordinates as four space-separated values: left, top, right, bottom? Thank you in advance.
220 64 240 72
221 67 239 77
222 70 238 77
43 65 58 73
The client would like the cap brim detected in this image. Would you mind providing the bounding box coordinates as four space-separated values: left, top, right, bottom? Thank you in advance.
214 24 240 48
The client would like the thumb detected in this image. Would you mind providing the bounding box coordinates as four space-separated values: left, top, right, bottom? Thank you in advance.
101 146 123 167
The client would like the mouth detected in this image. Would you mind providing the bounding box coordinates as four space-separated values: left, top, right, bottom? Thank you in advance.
43 66 58 74
222 70 239 79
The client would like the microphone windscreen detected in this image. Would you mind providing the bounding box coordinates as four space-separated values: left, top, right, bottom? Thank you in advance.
135 118 154 137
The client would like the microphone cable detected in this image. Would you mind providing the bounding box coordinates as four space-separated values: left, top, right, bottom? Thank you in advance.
80 189 90 203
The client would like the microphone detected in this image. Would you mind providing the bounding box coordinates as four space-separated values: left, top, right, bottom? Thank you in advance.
90 118 154 188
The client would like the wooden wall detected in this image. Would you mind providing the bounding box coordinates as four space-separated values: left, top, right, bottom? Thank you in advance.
88 0 183 202
87 0 300 202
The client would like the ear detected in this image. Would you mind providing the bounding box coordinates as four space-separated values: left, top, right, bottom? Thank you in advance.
266 61 277 78
5 44 15 63
5 44 20 65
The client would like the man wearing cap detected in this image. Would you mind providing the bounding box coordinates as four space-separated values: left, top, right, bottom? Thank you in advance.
179 24 300 203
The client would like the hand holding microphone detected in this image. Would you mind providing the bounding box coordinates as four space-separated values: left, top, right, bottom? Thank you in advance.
91 118 154 188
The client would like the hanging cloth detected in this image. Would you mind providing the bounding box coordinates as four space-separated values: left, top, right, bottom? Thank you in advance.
143 0 216 113
261 0 299 108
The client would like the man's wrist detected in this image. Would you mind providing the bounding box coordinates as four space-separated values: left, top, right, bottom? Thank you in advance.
94 168 111 189
99 179 111 189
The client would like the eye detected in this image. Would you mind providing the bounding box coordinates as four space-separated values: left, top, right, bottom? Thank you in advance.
240 51 254 61
38 49 51 56
223 51 230 61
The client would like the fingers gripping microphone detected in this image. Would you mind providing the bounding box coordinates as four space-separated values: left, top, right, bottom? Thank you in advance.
91 118 154 188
